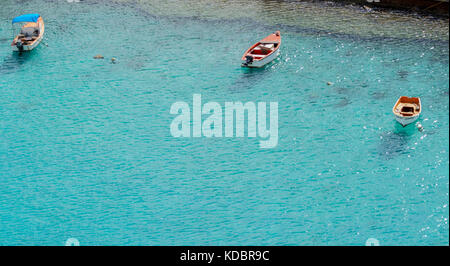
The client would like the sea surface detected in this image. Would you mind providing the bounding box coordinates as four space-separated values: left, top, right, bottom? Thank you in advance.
0 0 448 245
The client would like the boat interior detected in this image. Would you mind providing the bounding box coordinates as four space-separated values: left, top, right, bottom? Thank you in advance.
15 22 40 45
394 97 421 116
249 42 278 57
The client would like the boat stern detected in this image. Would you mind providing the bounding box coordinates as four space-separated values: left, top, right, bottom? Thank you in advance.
394 114 419 127
241 59 262 68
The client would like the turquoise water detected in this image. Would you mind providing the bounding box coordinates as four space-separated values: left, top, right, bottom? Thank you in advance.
0 0 448 245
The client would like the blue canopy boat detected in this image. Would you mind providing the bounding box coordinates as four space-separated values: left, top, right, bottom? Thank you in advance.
11 14 45 52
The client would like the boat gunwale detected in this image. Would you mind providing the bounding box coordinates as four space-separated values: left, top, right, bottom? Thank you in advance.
392 96 422 118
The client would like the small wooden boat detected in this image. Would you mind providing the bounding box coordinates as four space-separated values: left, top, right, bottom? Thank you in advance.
241 31 281 68
392 96 421 126
11 14 44 52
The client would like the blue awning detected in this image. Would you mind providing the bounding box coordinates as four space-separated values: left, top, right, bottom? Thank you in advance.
12 14 40 24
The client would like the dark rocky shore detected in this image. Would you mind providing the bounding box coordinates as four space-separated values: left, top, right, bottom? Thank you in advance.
336 0 449 17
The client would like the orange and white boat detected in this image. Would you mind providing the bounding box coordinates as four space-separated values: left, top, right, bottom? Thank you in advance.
241 31 281 68
392 96 422 126
11 14 44 52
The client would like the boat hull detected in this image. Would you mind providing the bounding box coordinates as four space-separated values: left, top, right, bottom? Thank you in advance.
11 35 43 51
241 48 280 68
394 114 419 126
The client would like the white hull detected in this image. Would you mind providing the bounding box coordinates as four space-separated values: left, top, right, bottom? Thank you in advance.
394 114 419 126
11 35 43 51
241 49 280 68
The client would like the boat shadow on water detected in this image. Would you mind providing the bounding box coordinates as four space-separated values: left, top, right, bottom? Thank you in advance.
378 122 419 160
229 64 277 92
0 51 37 75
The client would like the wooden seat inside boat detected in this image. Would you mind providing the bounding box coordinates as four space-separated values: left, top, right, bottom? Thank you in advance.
259 43 274 51
250 43 275 55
